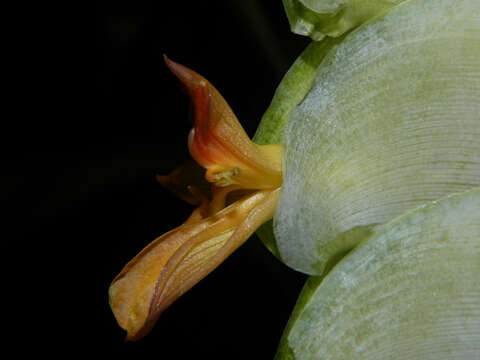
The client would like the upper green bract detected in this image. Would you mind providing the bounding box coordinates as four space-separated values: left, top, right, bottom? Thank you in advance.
257 0 480 275
282 0 406 40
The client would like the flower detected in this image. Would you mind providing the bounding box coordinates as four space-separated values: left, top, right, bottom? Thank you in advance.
108 56 282 341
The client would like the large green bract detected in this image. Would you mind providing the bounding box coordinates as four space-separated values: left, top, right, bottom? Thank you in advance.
252 0 480 357
276 188 480 359
257 0 480 275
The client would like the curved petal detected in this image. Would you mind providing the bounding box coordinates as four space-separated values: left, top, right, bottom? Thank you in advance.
164 56 282 189
109 189 279 340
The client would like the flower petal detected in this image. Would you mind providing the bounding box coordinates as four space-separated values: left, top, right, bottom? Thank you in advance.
164 56 282 189
109 189 279 340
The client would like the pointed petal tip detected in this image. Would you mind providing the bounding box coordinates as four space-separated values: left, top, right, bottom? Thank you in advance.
164 57 206 92
163 54 176 72
155 174 169 187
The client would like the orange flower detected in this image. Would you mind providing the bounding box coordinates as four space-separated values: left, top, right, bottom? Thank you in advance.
108 57 282 341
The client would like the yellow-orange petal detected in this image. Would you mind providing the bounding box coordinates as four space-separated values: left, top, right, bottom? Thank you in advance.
164 56 282 190
108 189 279 341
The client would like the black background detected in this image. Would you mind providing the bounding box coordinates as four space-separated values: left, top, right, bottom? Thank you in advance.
15 1 309 358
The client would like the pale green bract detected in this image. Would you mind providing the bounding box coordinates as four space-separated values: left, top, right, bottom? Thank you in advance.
272 0 480 275
254 37 345 256
282 0 405 40
276 187 480 359
252 0 480 357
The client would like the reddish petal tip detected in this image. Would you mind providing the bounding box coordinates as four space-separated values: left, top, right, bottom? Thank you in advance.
164 56 206 92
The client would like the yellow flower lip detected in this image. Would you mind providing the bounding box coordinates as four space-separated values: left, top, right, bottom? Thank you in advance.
109 56 282 341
